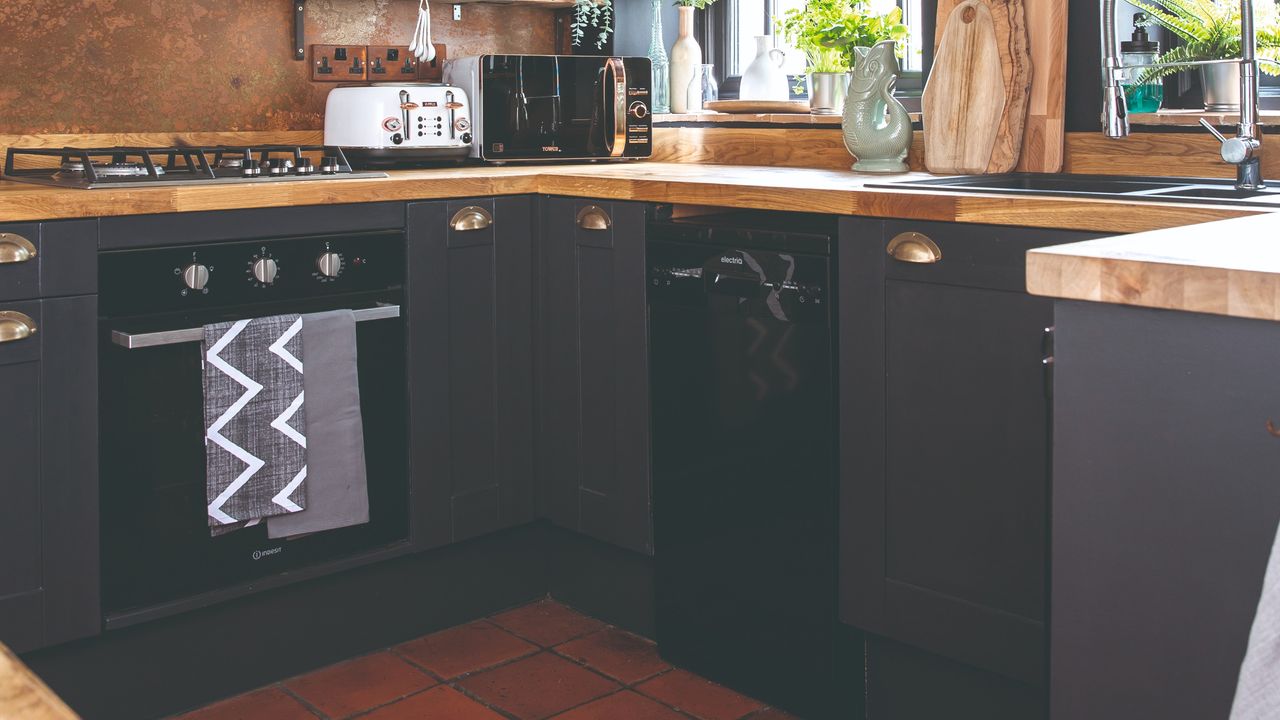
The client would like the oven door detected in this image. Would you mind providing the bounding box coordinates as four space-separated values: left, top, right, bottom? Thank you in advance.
99 291 408 620
479 55 651 160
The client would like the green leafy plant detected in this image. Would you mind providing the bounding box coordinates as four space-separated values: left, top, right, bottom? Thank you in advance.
1132 0 1280 81
777 0 908 74
571 0 613 50
673 0 718 8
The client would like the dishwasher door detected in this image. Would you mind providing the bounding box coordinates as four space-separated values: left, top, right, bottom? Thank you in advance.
649 236 838 719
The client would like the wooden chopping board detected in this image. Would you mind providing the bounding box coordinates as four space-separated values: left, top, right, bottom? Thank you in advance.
1015 0 1068 172
923 1 1008 174
928 0 1033 174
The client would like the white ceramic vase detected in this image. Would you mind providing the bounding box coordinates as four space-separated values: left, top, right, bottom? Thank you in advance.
669 6 701 113
739 35 789 102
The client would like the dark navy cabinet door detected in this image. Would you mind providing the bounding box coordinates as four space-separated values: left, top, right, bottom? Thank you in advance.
537 197 651 555
0 295 100 652
407 197 536 549
1052 301 1280 720
839 219 1102 696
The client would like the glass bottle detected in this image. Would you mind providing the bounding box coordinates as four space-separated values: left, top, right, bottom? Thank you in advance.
686 64 719 113
1121 13 1163 114
647 0 670 114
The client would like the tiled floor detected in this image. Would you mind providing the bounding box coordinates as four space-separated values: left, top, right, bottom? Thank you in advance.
174 599 797 720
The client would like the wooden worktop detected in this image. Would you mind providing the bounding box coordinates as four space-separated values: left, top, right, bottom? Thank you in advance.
1027 212 1280 321
0 162 1265 234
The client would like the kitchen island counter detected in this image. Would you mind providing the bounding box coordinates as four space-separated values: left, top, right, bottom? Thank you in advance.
1027 212 1280 321
0 162 1265 234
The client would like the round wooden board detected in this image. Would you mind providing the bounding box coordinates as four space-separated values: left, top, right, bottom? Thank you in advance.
703 100 812 114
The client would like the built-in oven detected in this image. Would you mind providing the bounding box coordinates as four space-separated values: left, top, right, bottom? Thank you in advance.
444 55 652 162
98 231 408 626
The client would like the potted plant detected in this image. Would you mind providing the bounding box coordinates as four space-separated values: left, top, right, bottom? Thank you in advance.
777 0 908 115
1132 0 1280 111
669 0 719 113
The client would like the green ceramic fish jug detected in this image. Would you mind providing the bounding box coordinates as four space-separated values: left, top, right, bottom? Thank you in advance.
842 40 912 174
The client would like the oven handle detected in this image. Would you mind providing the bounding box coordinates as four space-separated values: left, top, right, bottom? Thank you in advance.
110 303 401 350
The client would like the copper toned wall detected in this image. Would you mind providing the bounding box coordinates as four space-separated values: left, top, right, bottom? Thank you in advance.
0 0 557 134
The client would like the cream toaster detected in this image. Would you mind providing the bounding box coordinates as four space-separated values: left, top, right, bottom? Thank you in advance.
323 83 473 166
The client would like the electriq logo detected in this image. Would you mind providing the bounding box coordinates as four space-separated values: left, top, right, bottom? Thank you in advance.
720 256 744 265
252 546 283 561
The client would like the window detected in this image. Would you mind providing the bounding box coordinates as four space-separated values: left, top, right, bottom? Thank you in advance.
709 0 932 96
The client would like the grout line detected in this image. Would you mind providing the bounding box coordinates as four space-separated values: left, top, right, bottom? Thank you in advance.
276 683 331 720
446 680 524 720
343 685 439 720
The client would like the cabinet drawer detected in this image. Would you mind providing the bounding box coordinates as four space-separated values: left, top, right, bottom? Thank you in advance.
0 220 97 301
882 220 1100 293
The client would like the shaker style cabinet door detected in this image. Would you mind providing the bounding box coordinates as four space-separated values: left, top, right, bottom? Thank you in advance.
407 197 536 549
1052 302 1280 720
839 219 1100 691
0 296 99 652
537 197 652 555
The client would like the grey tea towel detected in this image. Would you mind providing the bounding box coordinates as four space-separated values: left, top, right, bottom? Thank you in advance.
1231 518 1280 720
204 315 308 533
267 310 369 539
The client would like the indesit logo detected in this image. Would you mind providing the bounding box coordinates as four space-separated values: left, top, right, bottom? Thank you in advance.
720 256 744 265
252 546 283 561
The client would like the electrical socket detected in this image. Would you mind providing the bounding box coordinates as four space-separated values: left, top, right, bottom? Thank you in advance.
311 45 367 82
367 46 418 80
416 44 448 82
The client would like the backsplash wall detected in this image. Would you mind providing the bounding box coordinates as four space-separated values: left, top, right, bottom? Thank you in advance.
0 0 557 134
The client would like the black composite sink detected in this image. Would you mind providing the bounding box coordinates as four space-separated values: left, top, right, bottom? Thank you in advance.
866 173 1280 207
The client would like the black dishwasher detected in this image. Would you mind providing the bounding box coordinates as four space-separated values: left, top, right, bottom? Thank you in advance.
649 211 839 719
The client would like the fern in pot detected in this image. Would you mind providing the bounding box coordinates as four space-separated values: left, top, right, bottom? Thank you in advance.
1132 0 1280 111
777 0 908 115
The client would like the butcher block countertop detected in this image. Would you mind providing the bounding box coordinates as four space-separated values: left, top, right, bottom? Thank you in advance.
1027 212 1280 321
0 162 1266 234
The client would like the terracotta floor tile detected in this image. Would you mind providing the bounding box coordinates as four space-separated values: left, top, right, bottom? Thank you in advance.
359 686 507 720
489 600 606 647
457 651 620 719
555 628 671 684
283 651 436 718
395 621 537 679
637 669 764 720
173 687 317 720
550 690 689 720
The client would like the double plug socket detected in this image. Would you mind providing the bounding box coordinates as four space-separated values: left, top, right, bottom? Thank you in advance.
311 44 447 82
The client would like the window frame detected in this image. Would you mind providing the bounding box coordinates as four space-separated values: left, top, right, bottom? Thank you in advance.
706 0 935 101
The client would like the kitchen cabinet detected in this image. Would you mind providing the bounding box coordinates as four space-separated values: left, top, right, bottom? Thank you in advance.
0 221 99 653
407 197 537 549
1051 301 1280 720
838 219 1102 698
537 197 652 556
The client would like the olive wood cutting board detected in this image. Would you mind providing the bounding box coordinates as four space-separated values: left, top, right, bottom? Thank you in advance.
923 1 1008 174
927 0 1033 174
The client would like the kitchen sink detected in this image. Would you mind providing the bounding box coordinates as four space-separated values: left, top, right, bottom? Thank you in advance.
866 173 1280 207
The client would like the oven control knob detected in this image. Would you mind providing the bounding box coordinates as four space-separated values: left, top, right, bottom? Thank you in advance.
182 263 210 291
252 257 279 285
316 252 343 279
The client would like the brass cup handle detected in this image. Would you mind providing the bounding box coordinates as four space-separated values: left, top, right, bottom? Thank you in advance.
0 311 37 344
0 233 36 264
576 205 612 231
450 206 493 232
886 232 942 264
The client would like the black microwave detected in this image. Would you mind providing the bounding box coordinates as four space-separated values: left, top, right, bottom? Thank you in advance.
444 55 652 162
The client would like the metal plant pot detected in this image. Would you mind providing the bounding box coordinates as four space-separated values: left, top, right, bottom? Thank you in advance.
1202 62 1242 112
809 72 850 115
